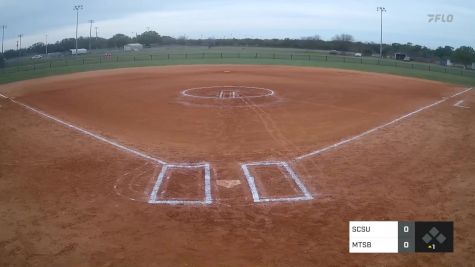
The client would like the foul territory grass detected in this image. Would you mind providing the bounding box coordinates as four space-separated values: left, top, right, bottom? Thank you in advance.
1 56 475 86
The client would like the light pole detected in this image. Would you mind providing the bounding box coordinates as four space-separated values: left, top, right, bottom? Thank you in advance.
1 25 6 54
377 6 386 58
88 19 94 50
74 5 83 55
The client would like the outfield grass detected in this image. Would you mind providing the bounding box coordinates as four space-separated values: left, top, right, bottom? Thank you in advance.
1 47 475 86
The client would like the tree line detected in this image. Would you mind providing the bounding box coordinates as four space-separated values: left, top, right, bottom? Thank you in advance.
1 31 474 68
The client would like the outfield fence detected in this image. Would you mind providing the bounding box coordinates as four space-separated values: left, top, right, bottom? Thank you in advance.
1 52 474 78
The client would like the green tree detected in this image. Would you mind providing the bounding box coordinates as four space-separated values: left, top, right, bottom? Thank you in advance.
29 42 46 54
0 54 5 68
434 46 453 60
136 31 161 46
331 34 354 51
451 46 475 68
108 34 131 48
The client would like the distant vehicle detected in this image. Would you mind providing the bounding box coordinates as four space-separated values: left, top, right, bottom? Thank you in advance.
329 50 338 55
31 55 43 59
354 53 362 57
70 48 88 55
124 43 144 52
403 56 412 62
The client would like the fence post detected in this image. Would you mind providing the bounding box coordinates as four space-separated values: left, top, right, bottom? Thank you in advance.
411 63 414 69
325 55 327 61
50 62 52 68
461 69 463 76
255 53 258 58
185 53 187 59
150 55 153 60
116 56 119 62
291 55 293 60
238 53 240 58
343 57 346 63
360 58 363 64
133 56 136 62
428 64 431 71
308 55 311 61
168 54 170 60
33 64 36 70
273 53 275 59
82 59 85 65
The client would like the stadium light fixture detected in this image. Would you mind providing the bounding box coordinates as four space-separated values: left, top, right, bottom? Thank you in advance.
377 7 386 58
73 5 83 55
1 25 6 54
88 19 94 50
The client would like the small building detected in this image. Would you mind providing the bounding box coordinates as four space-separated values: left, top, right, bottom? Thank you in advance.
124 43 143 52
70 48 88 55
394 53 406 60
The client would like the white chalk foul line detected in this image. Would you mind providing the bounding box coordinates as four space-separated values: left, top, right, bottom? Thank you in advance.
296 88 472 161
148 163 212 205
0 93 8 99
10 99 167 165
10 98 215 205
241 161 313 203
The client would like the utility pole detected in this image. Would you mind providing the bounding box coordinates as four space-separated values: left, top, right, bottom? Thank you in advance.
88 19 94 50
377 6 386 58
95 26 98 49
45 34 48 57
1 25 6 54
74 5 83 55
18 34 23 56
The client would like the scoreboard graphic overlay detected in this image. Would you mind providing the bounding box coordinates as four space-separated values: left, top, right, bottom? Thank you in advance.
349 221 453 253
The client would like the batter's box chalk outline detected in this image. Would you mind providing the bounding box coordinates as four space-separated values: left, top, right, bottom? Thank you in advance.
148 163 212 205
241 161 313 203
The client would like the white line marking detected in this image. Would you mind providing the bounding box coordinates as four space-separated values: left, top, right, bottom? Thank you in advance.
454 100 470 109
148 163 212 205
296 87 472 160
9 99 167 164
241 161 313 203
0 93 8 99
182 85 274 99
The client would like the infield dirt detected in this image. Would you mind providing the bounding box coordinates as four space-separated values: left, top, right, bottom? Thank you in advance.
0 65 474 266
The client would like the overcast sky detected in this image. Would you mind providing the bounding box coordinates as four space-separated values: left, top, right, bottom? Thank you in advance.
1 0 474 50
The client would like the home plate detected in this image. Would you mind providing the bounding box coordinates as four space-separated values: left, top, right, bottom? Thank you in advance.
216 180 241 188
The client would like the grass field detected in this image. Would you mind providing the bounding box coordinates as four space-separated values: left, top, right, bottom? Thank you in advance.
1 46 475 86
